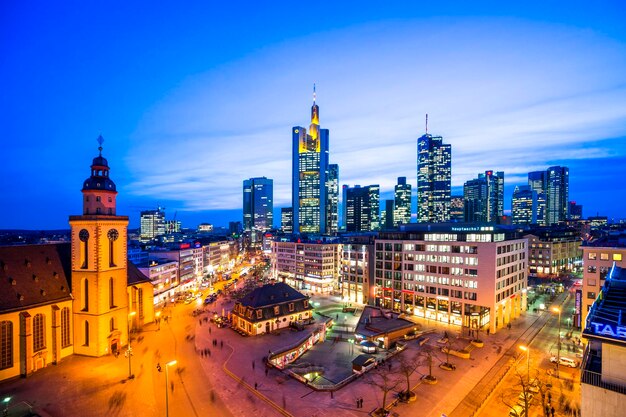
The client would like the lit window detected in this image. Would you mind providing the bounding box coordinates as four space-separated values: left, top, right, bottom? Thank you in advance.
33 314 45 352
614 254 623 262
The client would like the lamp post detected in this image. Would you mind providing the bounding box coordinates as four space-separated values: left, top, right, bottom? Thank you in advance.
552 307 561 378
518 345 530 382
127 311 136 380
165 360 177 417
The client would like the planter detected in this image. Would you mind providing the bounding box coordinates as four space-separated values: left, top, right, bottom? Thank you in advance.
439 363 456 371
422 375 438 384
373 408 390 417
398 390 417 403
471 340 484 348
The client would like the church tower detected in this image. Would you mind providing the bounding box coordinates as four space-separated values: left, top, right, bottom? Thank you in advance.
70 136 130 357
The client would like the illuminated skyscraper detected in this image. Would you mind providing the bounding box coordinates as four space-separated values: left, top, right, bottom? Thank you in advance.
326 164 339 234
140 207 166 242
292 86 329 234
393 177 411 226
528 170 547 226
344 185 380 232
568 201 583 220
417 124 451 223
243 177 273 232
450 195 465 222
511 185 537 225
281 207 293 234
463 171 503 223
546 166 569 225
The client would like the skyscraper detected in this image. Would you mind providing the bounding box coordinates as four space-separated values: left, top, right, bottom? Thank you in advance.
511 185 537 225
383 199 395 230
546 166 569 225
393 177 411 226
140 208 166 242
243 177 274 232
344 185 380 232
450 195 465 222
463 171 504 223
568 201 583 220
326 164 339 234
417 124 451 223
292 86 329 234
528 170 547 226
281 207 293 233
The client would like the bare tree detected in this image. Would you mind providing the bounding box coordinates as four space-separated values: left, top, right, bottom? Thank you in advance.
440 338 457 370
367 366 402 416
397 350 420 402
419 347 437 383
501 364 553 417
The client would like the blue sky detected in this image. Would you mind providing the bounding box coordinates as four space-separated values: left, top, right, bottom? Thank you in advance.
2 1 626 229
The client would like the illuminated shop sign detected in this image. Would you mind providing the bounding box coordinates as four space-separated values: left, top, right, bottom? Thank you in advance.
589 322 626 339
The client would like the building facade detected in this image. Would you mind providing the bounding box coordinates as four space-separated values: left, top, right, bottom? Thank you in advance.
417 133 451 223
546 166 569 225
137 258 179 304
524 227 581 277
292 88 329 234
343 184 380 232
512 185 537 226
581 264 626 417
281 207 293 234
340 236 375 305
271 239 341 293
327 164 339 234
140 208 166 242
374 224 528 334
393 177 411 226
450 195 465 222
463 171 503 224
528 171 547 226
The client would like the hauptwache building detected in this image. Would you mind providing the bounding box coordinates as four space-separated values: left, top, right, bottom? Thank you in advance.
0 138 155 381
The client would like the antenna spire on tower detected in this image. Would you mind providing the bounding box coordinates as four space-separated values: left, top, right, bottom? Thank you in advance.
313 83 317 104
425 114 428 134
97 134 104 156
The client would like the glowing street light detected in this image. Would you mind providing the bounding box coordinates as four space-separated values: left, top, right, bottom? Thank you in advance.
127 311 136 380
552 307 561 378
165 360 177 417
518 345 530 381
3 397 11 416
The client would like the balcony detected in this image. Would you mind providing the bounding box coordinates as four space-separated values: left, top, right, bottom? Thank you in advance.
581 350 626 395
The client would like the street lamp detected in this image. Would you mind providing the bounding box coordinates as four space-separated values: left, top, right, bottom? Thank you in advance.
165 360 177 417
127 311 136 380
518 345 530 382
552 307 561 378
3 397 11 417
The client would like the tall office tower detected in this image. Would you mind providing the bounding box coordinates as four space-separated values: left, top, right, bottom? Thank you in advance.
229 221 243 235
383 199 395 230
281 207 293 233
393 177 412 226
528 171 547 226
568 201 583 220
463 171 504 223
417 122 451 223
546 166 569 225
511 185 537 225
165 220 181 234
140 208 166 242
326 164 339 234
450 195 465 222
344 185 380 232
292 86 329 234
243 177 274 232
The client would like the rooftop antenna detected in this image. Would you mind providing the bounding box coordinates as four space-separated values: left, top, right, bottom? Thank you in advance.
425 114 428 134
97 134 104 156
313 83 317 104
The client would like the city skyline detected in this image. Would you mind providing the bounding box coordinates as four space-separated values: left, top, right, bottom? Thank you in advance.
2 2 626 229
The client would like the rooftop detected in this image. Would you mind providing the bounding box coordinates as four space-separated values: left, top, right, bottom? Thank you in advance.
239 282 308 308
583 264 626 344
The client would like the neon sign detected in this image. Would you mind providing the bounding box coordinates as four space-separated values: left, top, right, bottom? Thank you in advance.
589 322 626 339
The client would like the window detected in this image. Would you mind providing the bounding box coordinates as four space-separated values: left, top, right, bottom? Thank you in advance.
83 279 89 311
33 314 45 352
587 292 596 300
138 288 144 319
273 306 280 315
614 254 623 262
587 253 596 260
109 278 115 308
303 300 309 308
107 229 118 267
0 321 12 370
600 253 609 261
61 308 71 348
288 303 295 312
84 321 89 346
96 196 101 202
587 266 597 273
256 310 263 319
79 229 89 269
110 318 115 332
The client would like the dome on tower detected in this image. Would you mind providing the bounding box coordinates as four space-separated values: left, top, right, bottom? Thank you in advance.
82 135 117 192
91 155 109 168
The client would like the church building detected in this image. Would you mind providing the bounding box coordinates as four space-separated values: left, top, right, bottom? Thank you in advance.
0 137 154 381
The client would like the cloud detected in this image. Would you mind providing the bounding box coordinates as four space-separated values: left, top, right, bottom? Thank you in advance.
125 18 626 212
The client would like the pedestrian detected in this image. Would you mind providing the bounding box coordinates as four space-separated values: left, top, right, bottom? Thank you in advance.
551 406 555 417
356 398 359 408
207 349 211 357
254 382 258 390
388 363 392 371
252 360 255 370
265 368 269 377
221 340 223 349
209 327 212 334
359 398 363 408
487 328 490 336
199 319 202 326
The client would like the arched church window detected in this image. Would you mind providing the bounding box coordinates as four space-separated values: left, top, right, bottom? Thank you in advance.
107 229 119 267
79 229 89 269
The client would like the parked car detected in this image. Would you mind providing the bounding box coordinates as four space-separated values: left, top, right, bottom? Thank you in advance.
550 356 578 368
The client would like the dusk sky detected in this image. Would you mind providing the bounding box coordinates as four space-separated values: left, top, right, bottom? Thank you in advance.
2 1 626 230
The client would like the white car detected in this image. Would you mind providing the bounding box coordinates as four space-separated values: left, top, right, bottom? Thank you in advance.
550 356 578 368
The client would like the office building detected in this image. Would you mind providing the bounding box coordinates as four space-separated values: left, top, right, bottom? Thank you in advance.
243 177 274 232
165 219 181 234
137 258 179 304
546 166 569 225
463 171 504 224
271 238 341 293
228 221 242 236
292 87 329 234
374 223 527 334
343 185 380 232
512 185 537 225
417 131 451 223
569 201 583 220
525 227 581 277
327 164 339 234
581 264 626 417
450 195 465 222
528 171 547 226
340 235 375 305
140 208 166 242
382 199 395 230
393 177 412 226
281 207 293 234
581 235 626 328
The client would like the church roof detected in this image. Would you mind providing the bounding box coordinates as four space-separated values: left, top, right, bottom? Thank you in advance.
239 282 307 308
0 243 72 313
127 261 151 286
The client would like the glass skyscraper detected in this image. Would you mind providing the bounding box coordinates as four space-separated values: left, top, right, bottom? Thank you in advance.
528 166 569 226
417 133 451 223
243 177 273 232
511 185 537 225
140 207 166 242
326 164 339 234
343 184 380 232
292 87 329 234
463 171 504 223
393 176 411 226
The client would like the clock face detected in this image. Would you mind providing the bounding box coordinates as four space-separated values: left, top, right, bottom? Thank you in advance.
107 229 119 241
79 229 90 242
